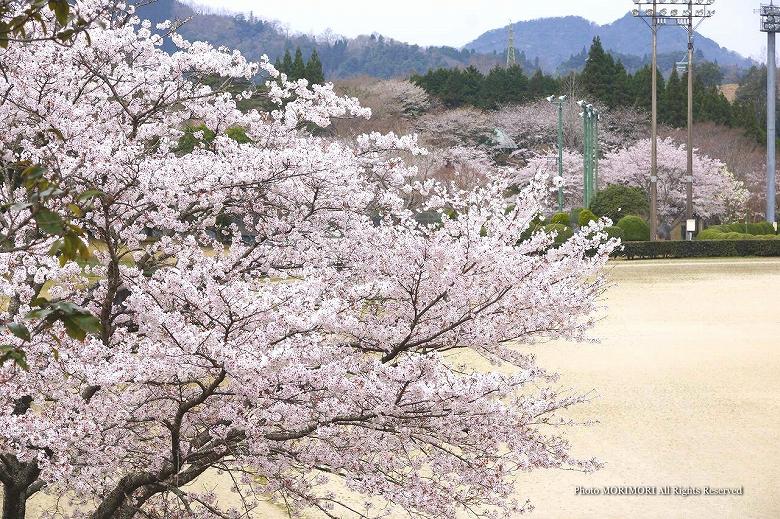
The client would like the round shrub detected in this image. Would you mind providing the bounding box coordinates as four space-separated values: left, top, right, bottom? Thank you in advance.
616 215 651 241
543 223 574 245
604 226 625 240
590 185 649 223
578 209 597 227
550 212 571 226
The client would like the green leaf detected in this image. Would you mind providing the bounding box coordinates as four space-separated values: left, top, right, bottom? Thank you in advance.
67 203 84 217
21 164 45 180
48 0 69 26
8 323 31 342
35 208 65 235
77 189 104 202
0 345 28 370
62 317 86 341
69 313 102 334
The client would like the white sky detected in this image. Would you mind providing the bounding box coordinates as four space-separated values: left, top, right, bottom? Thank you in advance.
196 0 769 62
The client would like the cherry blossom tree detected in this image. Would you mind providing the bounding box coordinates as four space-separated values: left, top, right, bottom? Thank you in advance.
513 150 586 213
492 100 647 156
600 138 748 228
0 3 618 518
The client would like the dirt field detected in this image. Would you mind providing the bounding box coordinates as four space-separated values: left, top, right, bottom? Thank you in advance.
507 258 780 519
23 258 780 518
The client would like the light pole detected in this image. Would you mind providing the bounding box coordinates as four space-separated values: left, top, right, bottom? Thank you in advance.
547 95 567 212
578 100 600 207
632 0 715 240
760 2 780 225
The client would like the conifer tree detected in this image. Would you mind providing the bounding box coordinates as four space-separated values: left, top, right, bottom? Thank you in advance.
281 48 293 76
305 48 325 84
581 37 616 105
291 47 306 81
663 69 686 127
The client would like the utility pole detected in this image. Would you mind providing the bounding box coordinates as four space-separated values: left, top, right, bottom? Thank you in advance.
760 2 779 224
506 21 517 67
652 15 658 241
547 95 568 212
632 0 715 240
686 2 695 222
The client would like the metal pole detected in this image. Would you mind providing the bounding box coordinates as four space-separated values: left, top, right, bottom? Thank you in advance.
557 102 564 212
768 31 777 224
594 112 600 194
686 6 695 222
583 109 589 207
650 12 659 241
588 113 594 204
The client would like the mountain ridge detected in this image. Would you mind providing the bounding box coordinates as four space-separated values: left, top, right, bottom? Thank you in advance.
465 13 753 73
135 1 754 79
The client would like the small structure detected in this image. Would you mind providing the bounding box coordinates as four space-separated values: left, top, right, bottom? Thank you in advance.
492 128 518 150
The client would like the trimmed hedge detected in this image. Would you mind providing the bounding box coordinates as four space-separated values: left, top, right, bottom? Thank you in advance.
550 212 571 226
578 209 597 226
604 226 625 240
590 185 649 222
698 222 779 240
613 240 780 259
616 215 650 241
543 223 574 245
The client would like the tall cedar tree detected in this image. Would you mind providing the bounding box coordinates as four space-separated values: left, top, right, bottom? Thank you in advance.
305 48 325 84
281 49 293 76
291 47 307 81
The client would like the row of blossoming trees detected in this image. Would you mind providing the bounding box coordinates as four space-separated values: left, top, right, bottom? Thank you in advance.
0 2 618 518
516 139 747 228
413 101 748 228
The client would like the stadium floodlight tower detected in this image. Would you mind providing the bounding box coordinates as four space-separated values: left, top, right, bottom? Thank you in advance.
547 94 567 212
632 0 715 241
760 2 780 225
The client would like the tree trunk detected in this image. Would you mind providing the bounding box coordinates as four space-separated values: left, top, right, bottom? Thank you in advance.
2 482 27 519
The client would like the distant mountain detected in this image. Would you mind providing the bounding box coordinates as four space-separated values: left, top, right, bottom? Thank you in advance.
134 0 503 79
465 13 754 74
134 2 753 81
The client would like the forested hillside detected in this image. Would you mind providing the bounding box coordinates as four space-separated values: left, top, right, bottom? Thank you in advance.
135 1 753 80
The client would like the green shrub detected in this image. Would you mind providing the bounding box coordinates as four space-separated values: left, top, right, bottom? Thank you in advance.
550 212 571 226
699 222 778 240
613 240 780 259
543 223 574 245
578 209 597 227
176 124 216 154
604 226 625 240
226 126 252 144
518 214 548 242
590 185 649 223
616 215 650 241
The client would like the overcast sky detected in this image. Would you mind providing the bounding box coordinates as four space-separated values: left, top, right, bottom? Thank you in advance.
196 0 769 61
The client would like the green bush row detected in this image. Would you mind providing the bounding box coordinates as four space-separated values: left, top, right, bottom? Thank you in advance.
613 240 780 259
698 222 779 241
705 222 777 236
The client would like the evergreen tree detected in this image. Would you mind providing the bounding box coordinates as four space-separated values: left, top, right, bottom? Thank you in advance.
581 37 616 105
291 47 306 81
305 48 325 84
663 69 686 127
281 49 293 76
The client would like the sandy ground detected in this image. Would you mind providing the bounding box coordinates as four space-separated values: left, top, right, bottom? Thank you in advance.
507 258 780 519
21 258 780 518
